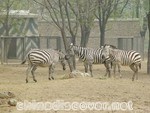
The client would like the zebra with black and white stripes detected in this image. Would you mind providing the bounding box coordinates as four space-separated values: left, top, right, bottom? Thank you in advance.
69 43 112 77
101 44 141 81
21 49 67 83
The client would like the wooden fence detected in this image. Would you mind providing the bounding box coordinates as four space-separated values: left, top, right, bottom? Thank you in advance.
105 36 144 59
0 36 144 64
117 36 144 59
0 36 61 64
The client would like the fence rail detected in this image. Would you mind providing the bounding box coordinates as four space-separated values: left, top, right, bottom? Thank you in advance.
0 36 61 64
0 36 144 64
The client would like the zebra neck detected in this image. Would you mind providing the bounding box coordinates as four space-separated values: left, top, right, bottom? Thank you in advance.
73 46 87 59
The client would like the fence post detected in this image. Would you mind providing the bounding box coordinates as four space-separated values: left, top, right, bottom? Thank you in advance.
118 38 123 49
1 37 4 64
37 36 40 49
21 37 25 61
57 37 61 50
47 37 50 49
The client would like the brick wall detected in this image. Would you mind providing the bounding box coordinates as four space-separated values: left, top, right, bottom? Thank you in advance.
38 19 141 48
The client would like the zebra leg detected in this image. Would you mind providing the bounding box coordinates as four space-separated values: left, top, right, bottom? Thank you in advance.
84 62 88 73
25 65 31 83
135 65 138 80
89 64 93 77
113 64 116 75
49 64 54 80
104 63 108 77
104 63 111 77
129 64 137 81
118 64 122 78
31 65 37 82
113 63 116 78
108 63 111 78
134 65 138 80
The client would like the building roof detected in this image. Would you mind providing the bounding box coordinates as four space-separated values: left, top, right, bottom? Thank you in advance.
0 10 38 18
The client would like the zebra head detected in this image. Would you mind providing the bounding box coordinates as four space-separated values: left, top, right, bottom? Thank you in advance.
102 44 117 62
57 51 67 70
67 43 75 56
101 45 110 62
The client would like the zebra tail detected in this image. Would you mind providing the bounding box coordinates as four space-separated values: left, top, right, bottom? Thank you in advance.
21 59 26 64
21 52 29 64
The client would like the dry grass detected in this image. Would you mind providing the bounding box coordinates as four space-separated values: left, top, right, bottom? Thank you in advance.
0 61 150 113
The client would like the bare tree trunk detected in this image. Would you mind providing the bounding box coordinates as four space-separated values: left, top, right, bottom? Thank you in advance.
147 8 150 74
3 2 11 63
59 0 74 73
60 30 74 72
136 0 140 18
96 0 129 47
80 25 91 47
99 23 106 46
71 35 76 70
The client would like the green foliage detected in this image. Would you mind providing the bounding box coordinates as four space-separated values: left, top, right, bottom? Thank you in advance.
0 0 30 36
0 0 29 10
143 0 149 12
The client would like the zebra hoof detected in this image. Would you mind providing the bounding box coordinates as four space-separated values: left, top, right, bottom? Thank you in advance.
26 79 28 83
51 77 54 80
132 78 134 81
49 77 54 80
34 79 37 82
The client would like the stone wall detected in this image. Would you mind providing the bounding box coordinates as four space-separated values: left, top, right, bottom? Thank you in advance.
38 19 141 48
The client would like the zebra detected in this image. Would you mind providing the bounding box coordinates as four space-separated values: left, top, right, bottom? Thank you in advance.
101 44 141 81
21 49 68 83
69 43 112 77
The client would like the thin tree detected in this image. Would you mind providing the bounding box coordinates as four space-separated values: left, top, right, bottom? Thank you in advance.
0 0 14 63
64 0 79 69
147 0 150 74
33 0 75 72
65 0 79 45
95 0 129 46
76 0 97 47
0 0 28 63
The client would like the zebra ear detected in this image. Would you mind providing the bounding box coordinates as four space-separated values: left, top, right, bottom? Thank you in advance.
65 55 70 60
70 43 74 48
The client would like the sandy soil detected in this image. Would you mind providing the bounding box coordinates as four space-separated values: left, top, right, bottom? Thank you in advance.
0 60 150 113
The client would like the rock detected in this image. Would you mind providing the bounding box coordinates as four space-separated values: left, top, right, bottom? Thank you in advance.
8 99 17 106
0 92 9 99
7 92 15 98
0 92 15 99
0 99 7 105
0 100 2 105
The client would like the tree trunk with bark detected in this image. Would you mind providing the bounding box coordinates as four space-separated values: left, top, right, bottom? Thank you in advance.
80 24 91 47
60 30 74 72
99 22 106 46
147 11 150 74
3 4 11 63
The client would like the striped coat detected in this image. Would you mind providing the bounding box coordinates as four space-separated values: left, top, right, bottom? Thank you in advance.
69 44 112 77
21 49 67 83
102 44 141 81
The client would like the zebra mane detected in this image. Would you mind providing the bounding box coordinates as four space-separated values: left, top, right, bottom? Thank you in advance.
104 44 117 49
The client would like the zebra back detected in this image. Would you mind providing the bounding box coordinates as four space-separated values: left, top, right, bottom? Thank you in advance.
72 45 110 64
103 45 142 66
22 49 66 66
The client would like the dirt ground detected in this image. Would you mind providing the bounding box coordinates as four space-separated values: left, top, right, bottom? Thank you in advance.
0 60 150 113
